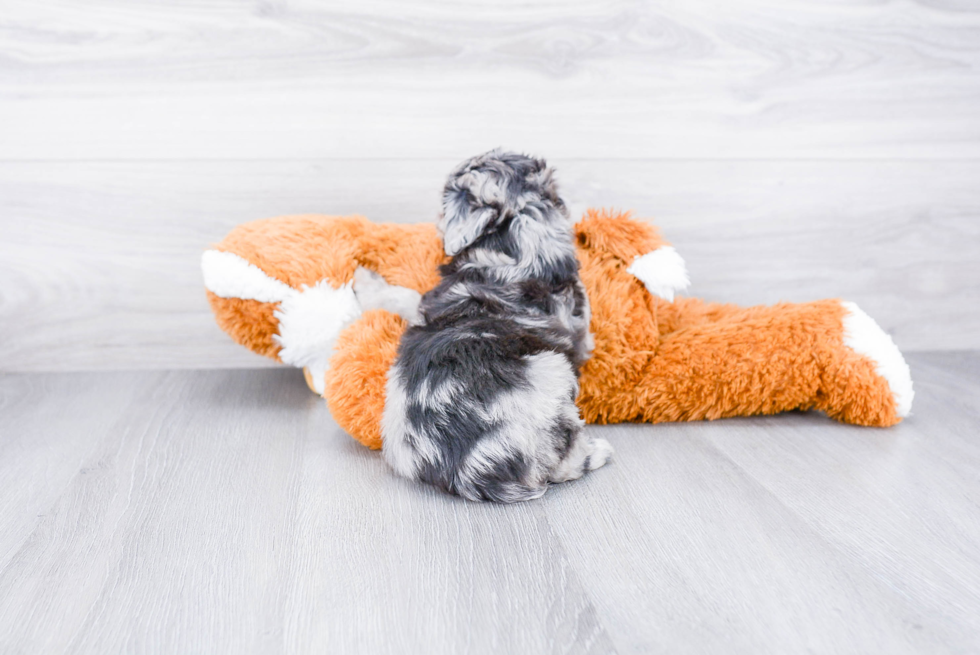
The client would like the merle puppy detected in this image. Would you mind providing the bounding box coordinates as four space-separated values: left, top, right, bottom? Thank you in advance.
381 150 613 502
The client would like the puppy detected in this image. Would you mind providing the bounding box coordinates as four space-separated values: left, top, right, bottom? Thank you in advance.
381 150 613 502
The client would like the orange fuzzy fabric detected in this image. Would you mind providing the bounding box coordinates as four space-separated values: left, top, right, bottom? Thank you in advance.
206 209 904 449
323 310 406 450
210 213 445 293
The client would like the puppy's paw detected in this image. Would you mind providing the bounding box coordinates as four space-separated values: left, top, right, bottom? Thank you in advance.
586 438 614 471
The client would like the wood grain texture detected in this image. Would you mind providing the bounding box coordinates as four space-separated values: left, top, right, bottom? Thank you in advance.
1 0 979 160
1 2 977 365
1 159 977 372
547 352 980 653
0 352 978 654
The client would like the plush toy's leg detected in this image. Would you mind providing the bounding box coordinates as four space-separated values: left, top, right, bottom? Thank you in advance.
302 367 319 394
582 299 913 428
300 266 424 398
322 309 407 450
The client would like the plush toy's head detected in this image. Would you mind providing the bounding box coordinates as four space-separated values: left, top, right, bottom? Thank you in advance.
202 215 445 393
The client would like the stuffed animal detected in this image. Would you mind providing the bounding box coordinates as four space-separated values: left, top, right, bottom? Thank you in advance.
202 209 913 449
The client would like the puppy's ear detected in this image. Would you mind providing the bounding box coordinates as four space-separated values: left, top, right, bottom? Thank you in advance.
439 149 556 256
439 173 503 256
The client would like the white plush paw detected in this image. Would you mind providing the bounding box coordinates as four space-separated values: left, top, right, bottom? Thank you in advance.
274 281 362 393
353 266 423 325
841 301 914 417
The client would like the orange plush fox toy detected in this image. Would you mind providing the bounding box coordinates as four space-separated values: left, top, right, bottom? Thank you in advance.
202 210 913 450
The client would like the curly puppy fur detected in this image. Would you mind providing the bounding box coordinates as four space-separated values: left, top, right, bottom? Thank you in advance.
381 150 613 502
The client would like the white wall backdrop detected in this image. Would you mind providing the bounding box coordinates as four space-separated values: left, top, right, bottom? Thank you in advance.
1 0 978 371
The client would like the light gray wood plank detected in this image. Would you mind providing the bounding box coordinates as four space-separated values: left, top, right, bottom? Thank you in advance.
0 353 978 653
542 352 980 654
0 374 142 567
1 159 976 372
1 0 979 160
0 368 615 655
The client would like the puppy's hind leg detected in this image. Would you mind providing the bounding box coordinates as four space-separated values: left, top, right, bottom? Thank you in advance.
549 420 614 484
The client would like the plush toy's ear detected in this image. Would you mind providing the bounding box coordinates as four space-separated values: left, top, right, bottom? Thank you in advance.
627 246 690 302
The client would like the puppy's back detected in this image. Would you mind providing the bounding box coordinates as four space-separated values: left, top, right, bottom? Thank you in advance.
383 316 595 502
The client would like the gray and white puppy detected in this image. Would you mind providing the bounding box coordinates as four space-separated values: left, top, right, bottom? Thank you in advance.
381 150 613 502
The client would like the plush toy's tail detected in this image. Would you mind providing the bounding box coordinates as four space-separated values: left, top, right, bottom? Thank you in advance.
839 301 914 421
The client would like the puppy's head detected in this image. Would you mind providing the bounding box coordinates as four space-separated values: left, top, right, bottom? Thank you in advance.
438 149 567 256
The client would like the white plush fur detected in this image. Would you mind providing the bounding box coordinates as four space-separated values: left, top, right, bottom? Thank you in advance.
274 281 362 394
841 301 914 418
202 249 363 395
201 249 295 303
627 246 691 302
203 250 431 395
352 267 423 325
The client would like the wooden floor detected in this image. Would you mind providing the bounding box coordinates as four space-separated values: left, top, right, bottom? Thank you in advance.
1 351 978 654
